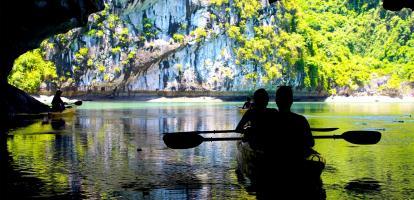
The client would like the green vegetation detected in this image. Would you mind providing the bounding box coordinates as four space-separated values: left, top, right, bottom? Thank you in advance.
234 0 261 19
98 65 106 73
111 46 121 54
190 27 208 42
87 29 97 37
108 14 120 29
8 49 57 93
114 67 121 73
143 18 158 40
117 28 130 45
173 33 185 43
229 0 414 94
19 0 412 96
74 48 89 61
127 50 136 59
96 30 104 37
210 0 228 7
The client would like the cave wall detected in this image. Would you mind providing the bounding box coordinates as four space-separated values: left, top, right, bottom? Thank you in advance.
0 0 103 117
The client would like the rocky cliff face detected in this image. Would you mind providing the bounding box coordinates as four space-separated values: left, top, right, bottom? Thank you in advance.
0 0 103 117
42 0 290 95
39 0 414 98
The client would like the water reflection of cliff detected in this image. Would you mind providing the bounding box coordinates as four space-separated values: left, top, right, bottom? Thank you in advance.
6 102 414 199
6 104 252 199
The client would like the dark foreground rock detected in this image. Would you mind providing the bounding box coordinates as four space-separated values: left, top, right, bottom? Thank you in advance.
0 0 103 120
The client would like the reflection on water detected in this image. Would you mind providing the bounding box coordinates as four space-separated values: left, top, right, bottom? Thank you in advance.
4 102 414 199
345 178 382 193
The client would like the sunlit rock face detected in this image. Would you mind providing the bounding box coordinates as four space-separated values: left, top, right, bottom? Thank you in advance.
39 0 414 96
43 0 280 94
0 0 103 116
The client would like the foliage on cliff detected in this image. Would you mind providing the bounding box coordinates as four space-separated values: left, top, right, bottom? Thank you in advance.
9 0 413 96
225 0 414 95
8 49 57 93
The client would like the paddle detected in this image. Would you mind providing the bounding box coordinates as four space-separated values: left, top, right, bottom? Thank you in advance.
63 100 82 109
313 131 381 145
65 100 82 107
70 100 83 106
163 127 338 135
163 133 242 149
163 130 381 149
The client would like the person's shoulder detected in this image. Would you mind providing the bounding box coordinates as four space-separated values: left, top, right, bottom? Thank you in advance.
244 109 254 115
291 112 307 120
266 108 278 113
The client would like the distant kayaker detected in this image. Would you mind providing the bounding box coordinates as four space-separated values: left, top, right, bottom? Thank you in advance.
51 90 66 112
242 97 252 109
236 89 276 150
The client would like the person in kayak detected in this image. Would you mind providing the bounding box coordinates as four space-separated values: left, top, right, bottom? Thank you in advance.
267 85 318 198
273 85 314 157
242 97 252 109
236 88 277 150
51 90 66 112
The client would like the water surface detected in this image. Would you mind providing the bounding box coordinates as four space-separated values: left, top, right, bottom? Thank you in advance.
5 102 414 199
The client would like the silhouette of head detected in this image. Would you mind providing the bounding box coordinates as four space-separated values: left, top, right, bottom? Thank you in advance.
55 90 62 96
253 88 269 109
247 97 251 101
276 86 293 112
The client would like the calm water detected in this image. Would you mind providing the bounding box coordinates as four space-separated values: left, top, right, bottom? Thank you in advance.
4 102 414 199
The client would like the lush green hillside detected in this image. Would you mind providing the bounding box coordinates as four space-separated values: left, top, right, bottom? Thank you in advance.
229 0 413 95
8 49 57 94
8 0 414 96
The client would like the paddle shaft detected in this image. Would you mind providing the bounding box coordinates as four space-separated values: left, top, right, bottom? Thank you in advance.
164 127 338 134
313 135 342 139
168 130 235 134
204 137 243 141
202 135 342 141
163 130 381 149
200 135 345 141
202 132 378 141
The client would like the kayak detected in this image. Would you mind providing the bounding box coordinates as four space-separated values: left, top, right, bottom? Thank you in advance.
15 107 77 119
236 141 325 196
238 108 248 114
48 107 76 118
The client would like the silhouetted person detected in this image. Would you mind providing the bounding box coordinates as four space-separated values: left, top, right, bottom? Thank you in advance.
274 86 314 154
108 86 118 98
260 86 321 199
51 90 65 112
242 97 252 109
112 86 118 97
236 89 276 150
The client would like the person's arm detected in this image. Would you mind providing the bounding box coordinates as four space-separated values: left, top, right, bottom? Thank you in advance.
302 116 314 148
236 110 251 133
58 98 66 105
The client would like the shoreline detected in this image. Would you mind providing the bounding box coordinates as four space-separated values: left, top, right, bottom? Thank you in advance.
32 93 414 103
324 95 414 103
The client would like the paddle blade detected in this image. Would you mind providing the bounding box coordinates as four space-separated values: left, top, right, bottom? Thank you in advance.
311 128 339 132
163 133 203 149
342 131 381 145
74 101 83 106
163 130 236 134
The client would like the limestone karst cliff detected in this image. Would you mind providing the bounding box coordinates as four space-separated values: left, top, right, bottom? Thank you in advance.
36 0 414 97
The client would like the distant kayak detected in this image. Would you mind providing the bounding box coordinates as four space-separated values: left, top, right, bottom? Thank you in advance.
15 106 77 119
48 107 76 118
238 108 248 114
